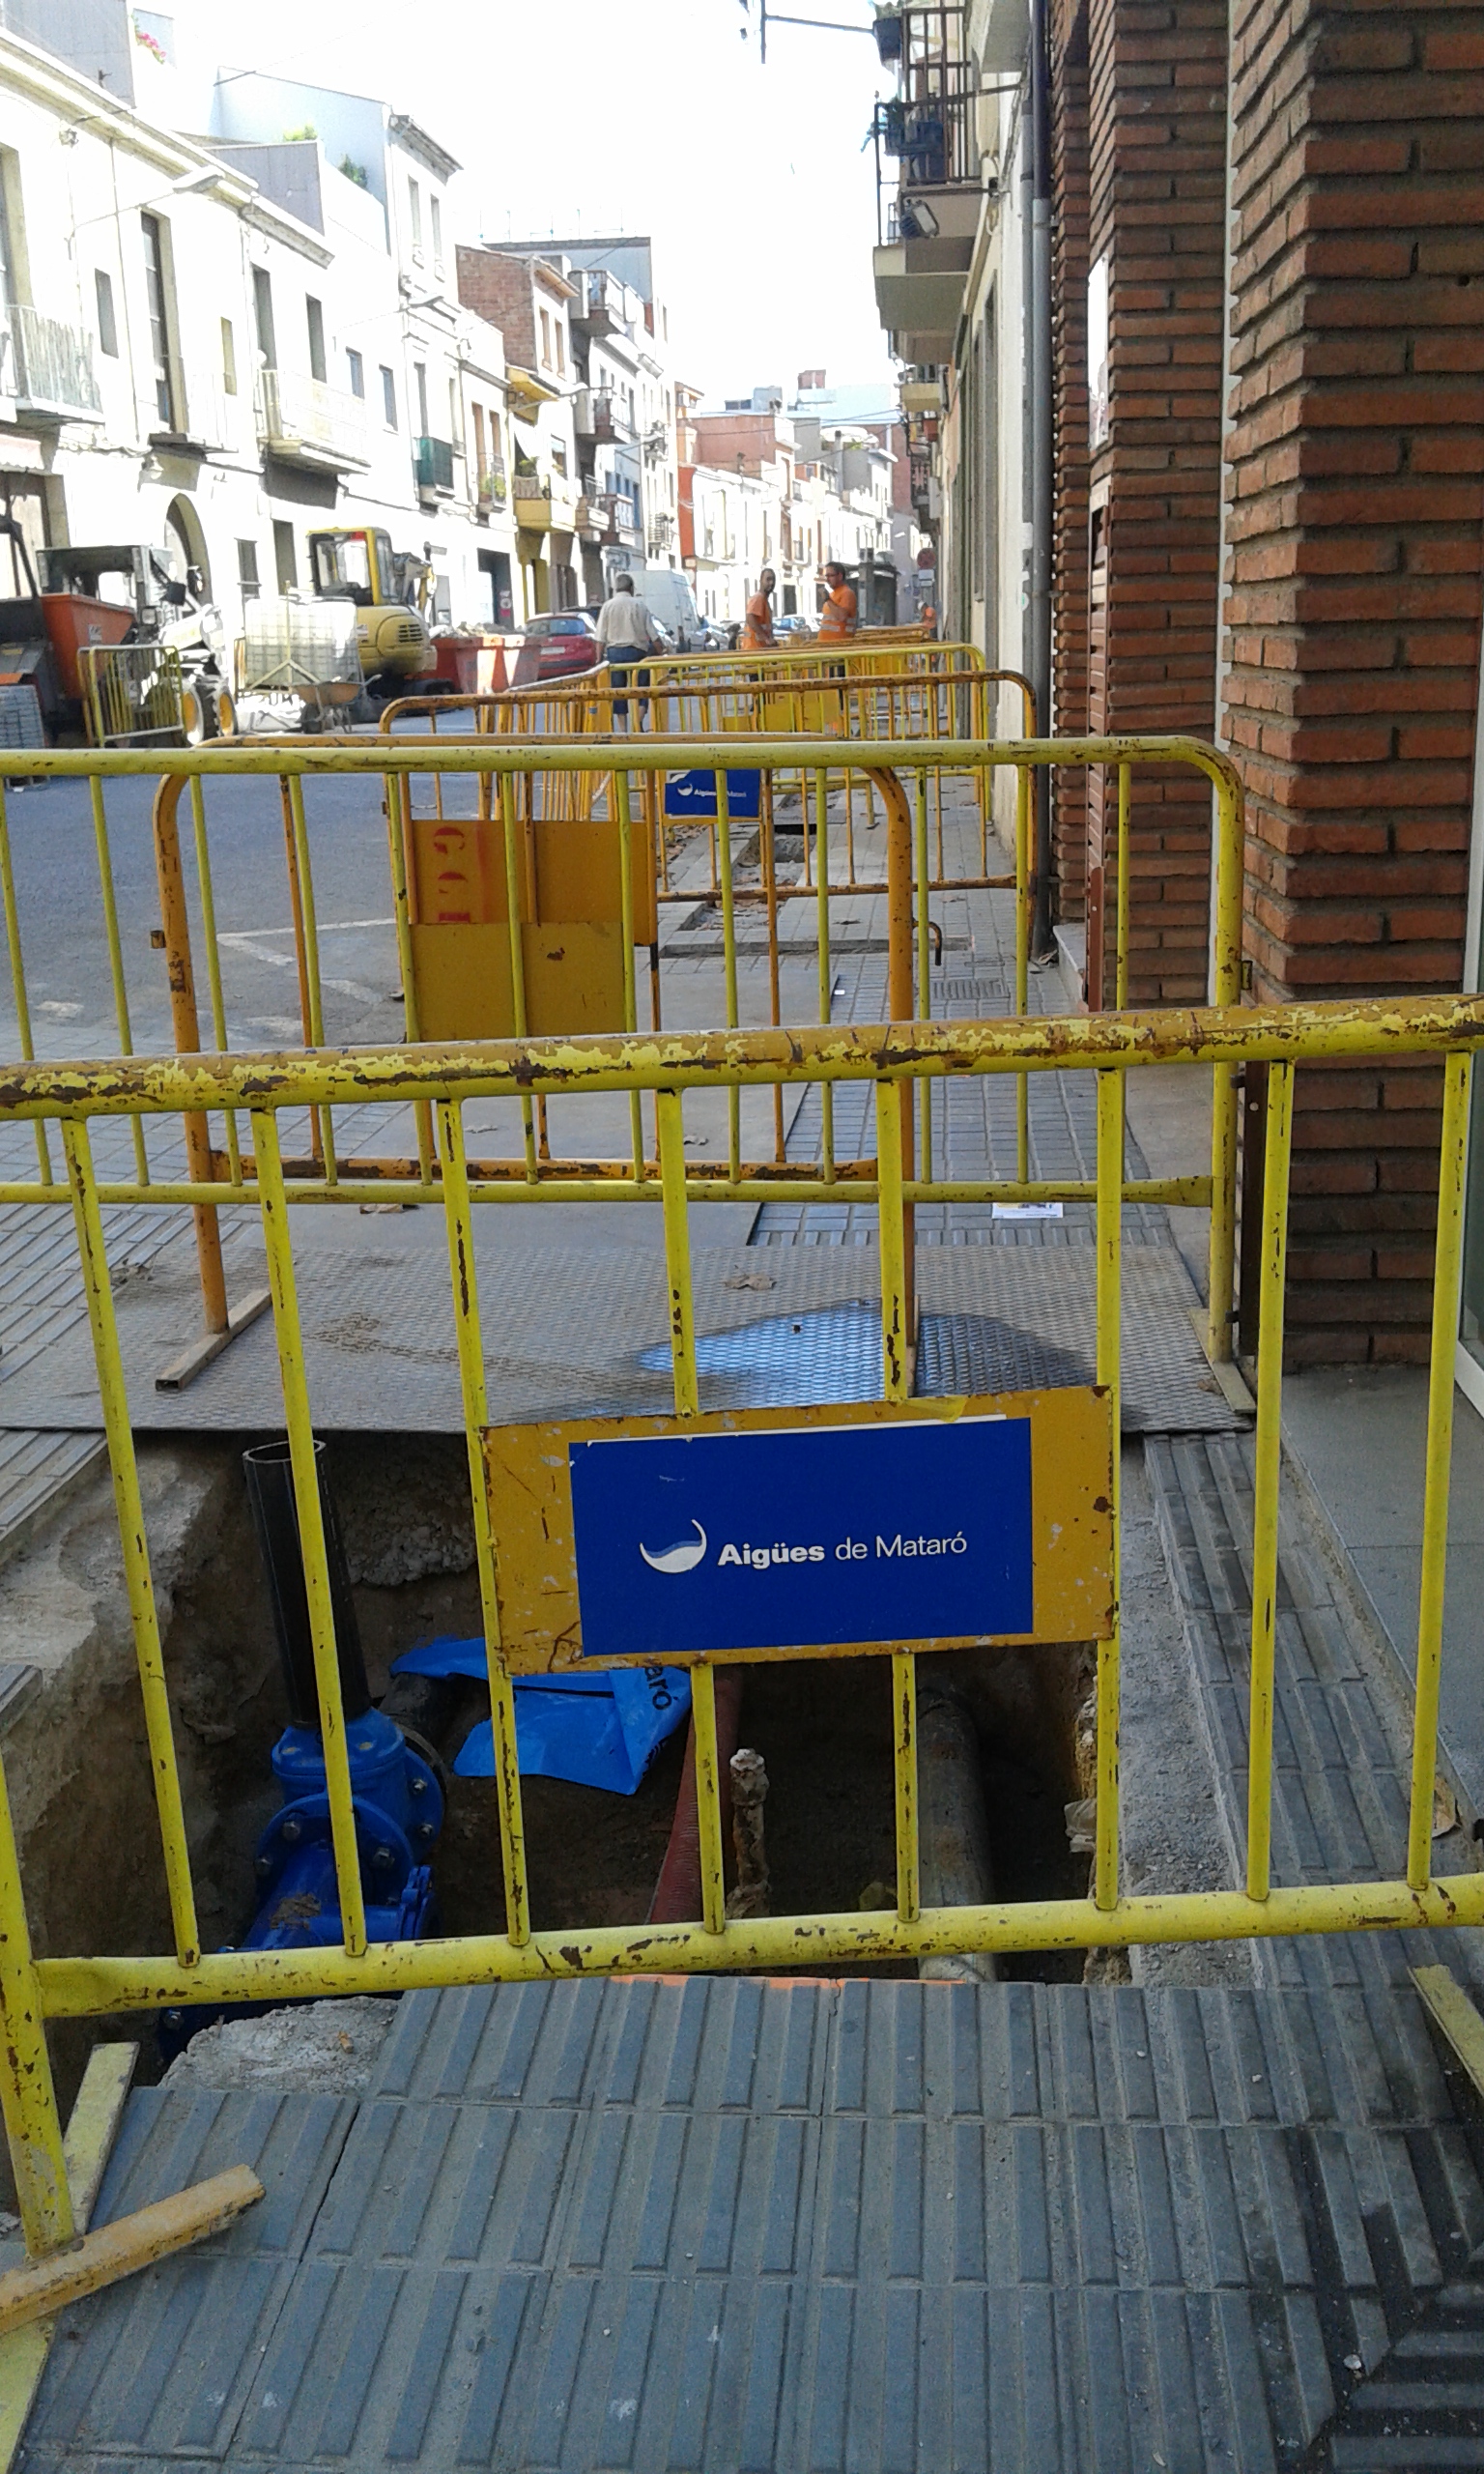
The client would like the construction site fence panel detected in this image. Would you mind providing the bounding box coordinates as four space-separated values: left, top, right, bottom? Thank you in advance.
379 666 1036 890
0 992 1479 2258
77 645 185 749
0 735 1242 1358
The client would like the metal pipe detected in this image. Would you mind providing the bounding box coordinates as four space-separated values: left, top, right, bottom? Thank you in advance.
243 1438 371 1731
916 1675 998 1983
1028 0 1055 957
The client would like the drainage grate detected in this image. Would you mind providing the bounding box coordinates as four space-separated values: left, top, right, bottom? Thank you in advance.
930 975 1008 1005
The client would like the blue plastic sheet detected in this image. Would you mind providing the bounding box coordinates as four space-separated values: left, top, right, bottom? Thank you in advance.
390 1637 691 1796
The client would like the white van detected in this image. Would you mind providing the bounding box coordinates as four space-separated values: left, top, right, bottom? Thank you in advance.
634 565 706 652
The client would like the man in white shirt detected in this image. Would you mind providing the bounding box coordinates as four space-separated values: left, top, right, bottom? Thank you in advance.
595 571 659 726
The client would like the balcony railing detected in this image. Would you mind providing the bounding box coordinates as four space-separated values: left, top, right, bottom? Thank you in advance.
5 305 102 421
592 390 632 444
255 367 369 469
154 371 239 454
414 435 455 495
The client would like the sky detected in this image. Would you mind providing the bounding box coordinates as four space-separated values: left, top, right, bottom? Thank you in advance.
180 0 897 405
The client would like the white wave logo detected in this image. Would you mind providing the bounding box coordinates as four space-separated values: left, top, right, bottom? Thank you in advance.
639 1520 707 1575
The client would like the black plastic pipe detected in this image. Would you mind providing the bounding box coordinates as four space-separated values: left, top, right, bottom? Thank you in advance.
243 1437 371 1729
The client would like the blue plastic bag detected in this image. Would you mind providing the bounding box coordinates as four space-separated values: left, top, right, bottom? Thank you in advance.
390 1637 691 1796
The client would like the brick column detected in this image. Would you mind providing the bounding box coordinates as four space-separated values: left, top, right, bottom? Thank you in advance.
1049 0 1091 918
1083 0 1228 1006
1222 4 1484 1362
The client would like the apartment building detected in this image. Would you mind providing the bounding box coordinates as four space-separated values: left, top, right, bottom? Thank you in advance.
688 390 898 623
454 245 584 614
868 0 1484 1368
463 237 682 608
0 2 524 656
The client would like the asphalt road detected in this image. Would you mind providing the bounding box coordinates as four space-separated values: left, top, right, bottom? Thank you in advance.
0 764 410 1063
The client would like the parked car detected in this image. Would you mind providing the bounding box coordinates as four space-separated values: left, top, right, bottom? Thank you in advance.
774 613 815 641
511 613 601 686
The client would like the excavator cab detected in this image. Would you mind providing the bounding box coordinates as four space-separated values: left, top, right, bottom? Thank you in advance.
307 527 435 693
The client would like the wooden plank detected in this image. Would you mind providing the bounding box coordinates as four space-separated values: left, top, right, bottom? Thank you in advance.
0 2165 263 2339
1412 1964 1484 2104
0 2041 138 2471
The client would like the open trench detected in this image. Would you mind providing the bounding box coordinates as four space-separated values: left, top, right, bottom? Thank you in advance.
0 1420 1106 2177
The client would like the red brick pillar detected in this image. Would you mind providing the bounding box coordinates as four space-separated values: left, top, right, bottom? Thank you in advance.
1083 0 1228 1007
1050 0 1091 918
1222 4 1484 1362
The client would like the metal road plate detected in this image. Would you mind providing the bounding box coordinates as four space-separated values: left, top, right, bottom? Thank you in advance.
0 1238 1243 1438
481 1387 1115 1670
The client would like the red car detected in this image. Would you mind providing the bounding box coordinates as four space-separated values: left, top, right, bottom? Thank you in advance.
511 612 600 686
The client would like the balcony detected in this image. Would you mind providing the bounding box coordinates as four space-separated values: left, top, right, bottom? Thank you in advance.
572 268 621 336
414 435 456 498
512 476 552 532
5 306 102 422
255 367 369 471
580 388 631 445
873 235 977 362
149 370 241 456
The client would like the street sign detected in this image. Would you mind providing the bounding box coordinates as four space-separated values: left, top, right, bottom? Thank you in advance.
569 1418 1031 1660
663 767 762 820
482 1390 1114 1670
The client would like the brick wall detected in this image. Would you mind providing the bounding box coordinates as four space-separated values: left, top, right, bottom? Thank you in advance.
1222 3 1484 1360
456 246 535 369
1049 0 1091 917
1082 0 1228 1006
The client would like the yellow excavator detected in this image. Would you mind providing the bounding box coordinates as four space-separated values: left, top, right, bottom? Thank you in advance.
306 527 437 698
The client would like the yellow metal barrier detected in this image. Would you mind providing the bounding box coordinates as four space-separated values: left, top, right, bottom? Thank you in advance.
0 734 1241 1355
0 991 1480 2259
380 667 1034 897
77 645 185 749
637 635 982 683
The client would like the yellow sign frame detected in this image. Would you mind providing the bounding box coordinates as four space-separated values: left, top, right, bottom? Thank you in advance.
481 1386 1115 1670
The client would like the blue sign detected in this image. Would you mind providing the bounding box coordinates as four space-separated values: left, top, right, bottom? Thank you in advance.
663 767 762 820
568 1418 1033 1660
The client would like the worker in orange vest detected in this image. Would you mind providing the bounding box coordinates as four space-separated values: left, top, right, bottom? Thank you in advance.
738 565 777 653
816 562 858 645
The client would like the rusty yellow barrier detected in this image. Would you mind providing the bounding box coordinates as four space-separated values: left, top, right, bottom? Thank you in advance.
0 992 1478 2263
0 734 1241 1360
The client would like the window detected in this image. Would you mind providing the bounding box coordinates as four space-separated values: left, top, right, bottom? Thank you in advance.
237 538 260 600
472 401 485 481
0 155 23 309
139 212 177 428
380 364 396 428
305 295 326 385
414 360 429 435
448 375 461 447
347 347 364 398
552 439 567 477
407 178 422 255
539 307 551 367
220 316 237 394
271 519 297 593
430 193 442 266
252 265 275 368
93 269 118 357
555 322 564 376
